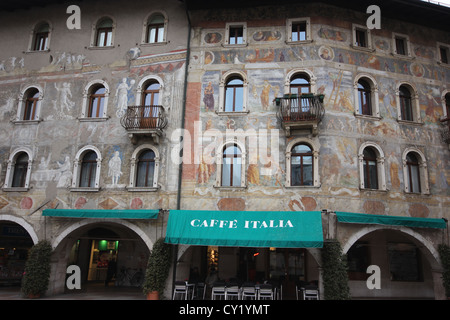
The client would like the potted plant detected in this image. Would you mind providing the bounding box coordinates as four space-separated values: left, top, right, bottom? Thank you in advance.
438 244 450 299
142 238 172 300
21 240 53 299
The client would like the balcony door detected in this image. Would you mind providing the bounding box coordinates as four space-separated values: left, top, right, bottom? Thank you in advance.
140 81 160 129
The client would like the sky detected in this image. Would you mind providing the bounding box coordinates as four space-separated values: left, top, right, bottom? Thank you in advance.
421 0 450 6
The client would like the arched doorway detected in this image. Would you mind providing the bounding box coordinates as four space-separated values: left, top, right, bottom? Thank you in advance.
342 226 444 299
49 220 152 295
0 216 37 287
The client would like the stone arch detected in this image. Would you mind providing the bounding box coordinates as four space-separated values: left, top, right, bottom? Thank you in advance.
0 214 39 244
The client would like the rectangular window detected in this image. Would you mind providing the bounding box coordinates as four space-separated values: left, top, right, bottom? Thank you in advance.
34 32 49 51
229 26 243 45
97 28 112 47
440 46 449 64
291 22 306 42
395 37 406 55
355 29 367 48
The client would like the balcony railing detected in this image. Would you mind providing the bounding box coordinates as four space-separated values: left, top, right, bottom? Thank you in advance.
441 117 450 146
275 93 325 136
120 105 168 144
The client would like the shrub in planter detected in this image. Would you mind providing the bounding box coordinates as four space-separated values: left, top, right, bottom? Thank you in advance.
322 240 351 300
21 240 53 298
438 244 450 298
142 238 172 299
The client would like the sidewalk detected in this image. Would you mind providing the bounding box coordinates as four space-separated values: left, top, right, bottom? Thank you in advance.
0 283 146 300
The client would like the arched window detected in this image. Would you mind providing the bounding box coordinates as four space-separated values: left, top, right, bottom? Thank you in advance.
79 151 98 188
221 144 242 187
142 81 160 106
128 144 160 190
33 22 50 51
406 152 421 193
136 150 156 187
225 77 244 112
291 144 313 186
358 79 372 116
289 74 310 95
3 148 33 191
71 146 102 191
402 148 429 194
399 85 413 121
147 14 165 43
362 147 378 189
88 85 106 118
95 18 113 47
23 88 39 121
11 153 29 188
444 92 450 118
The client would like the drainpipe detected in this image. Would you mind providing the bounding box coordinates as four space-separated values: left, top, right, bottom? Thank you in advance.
171 0 192 291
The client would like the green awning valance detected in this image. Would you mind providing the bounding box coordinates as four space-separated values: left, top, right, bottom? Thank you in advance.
165 210 323 248
42 209 159 220
336 212 447 229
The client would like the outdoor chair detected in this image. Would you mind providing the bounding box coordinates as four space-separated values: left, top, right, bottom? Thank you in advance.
211 281 226 300
302 285 319 300
172 281 188 300
258 284 273 300
241 282 256 300
225 283 240 300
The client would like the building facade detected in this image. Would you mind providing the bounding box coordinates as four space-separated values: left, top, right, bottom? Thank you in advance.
0 0 449 299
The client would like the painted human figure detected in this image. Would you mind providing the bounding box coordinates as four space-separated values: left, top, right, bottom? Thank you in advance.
115 78 135 117
108 151 122 186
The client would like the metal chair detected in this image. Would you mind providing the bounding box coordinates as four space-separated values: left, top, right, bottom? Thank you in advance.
211 281 226 300
302 285 319 300
172 281 188 300
225 283 240 300
258 284 273 300
241 282 256 300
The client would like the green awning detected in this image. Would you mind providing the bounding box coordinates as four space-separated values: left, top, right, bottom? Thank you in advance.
335 212 447 229
165 210 323 248
42 209 159 219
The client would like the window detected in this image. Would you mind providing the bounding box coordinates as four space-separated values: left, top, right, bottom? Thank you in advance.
147 14 165 43
79 151 97 188
218 71 248 114
388 243 422 282
3 148 33 191
442 92 450 119
128 144 160 190
399 85 413 121
33 23 49 51
437 43 450 65
402 148 429 194
88 86 106 118
392 33 411 57
221 144 242 187
291 144 313 186
347 242 370 280
285 138 320 187
225 22 247 46
142 81 160 106
71 146 102 191
396 83 421 123
352 24 372 50
23 88 39 120
357 80 371 115
358 142 386 191
289 74 310 95
15 86 43 123
362 147 378 189
81 80 110 120
225 77 244 112
96 18 113 47
286 18 311 43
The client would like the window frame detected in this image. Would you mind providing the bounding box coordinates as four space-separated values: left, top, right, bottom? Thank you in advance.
224 22 247 47
27 21 52 52
90 16 116 49
127 144 160 191
441 90 450 120
358 142 386 191
286 17 312 44
215 140 246 188
353 74 380 119
392 33 412 58
401 148 429 195
395 82 422 124
437 42 450 66
71 146 102 191
141 11 168 45
2 148 33 192
80 80 110 121
14 85 43 124
285 137 320 188
218 70 248 115
352 24 373 51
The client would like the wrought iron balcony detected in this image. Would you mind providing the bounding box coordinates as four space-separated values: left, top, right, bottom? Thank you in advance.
275 93 325 136
441 117 450 147
120 105 168 144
